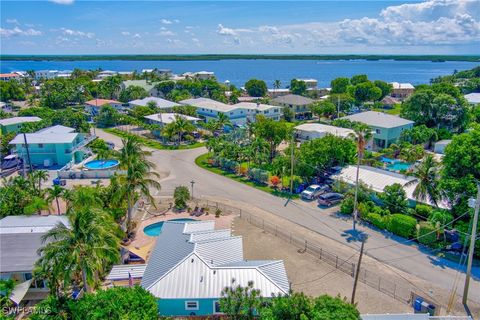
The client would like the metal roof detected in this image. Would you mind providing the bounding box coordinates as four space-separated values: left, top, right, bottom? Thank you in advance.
36 125 75 134
0 117 41 126
340 111 414 128
180 98 237 113
464 92 480 104
272 94 314 106
295 123 354 138
140 220 289 299
0 215 69 234
129 97 181 109
144 113 200 124
106 264 146 280
0 233 46 273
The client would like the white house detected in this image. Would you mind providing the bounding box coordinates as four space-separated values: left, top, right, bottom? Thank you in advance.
296 78 318 90
294 123 354 141
389 82 415 99
106 220 289 317
129 97 181 111
464 92 480 105
433 139 452 154
34 70 58 80
144 113 200 126
234 102 283 121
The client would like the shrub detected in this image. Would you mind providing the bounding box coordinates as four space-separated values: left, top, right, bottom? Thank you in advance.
247 168 269 184
339 196 354 214
215 208 222 218
357 202 370 218
173 186 190 209
414 204 433 219
429 209 453 225
417 221 439 246
380 183 408 214
364 212 386 229
270 176 280 188
387 214 417 238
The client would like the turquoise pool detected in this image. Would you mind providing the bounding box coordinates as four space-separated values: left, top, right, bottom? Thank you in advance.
84 159 119 170
143 218 196 236
386 162 412 171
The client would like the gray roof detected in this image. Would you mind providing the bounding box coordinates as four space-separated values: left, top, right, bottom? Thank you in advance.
1 233 46 272
340 111 414 129
36 125 75 134
464 92 480 104
0 215 69 233
0 117 42 126
129 97 181 109
272 94 314 106
9 125 78 145
122 80 156 92
106 264 146 280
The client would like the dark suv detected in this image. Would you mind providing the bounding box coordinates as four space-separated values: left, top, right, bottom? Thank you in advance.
318 193 344 206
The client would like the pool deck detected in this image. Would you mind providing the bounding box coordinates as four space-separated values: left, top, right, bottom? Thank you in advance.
130 207 236 262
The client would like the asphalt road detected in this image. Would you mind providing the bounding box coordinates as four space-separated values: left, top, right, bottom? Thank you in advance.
98 129 480 305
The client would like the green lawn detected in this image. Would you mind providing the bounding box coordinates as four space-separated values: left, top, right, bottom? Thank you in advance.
372 104 402 115
195 153 299 199
103 128 205 150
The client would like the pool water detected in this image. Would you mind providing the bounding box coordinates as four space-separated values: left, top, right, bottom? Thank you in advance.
84 159 119 170
386 162 412 171
143 218 196 237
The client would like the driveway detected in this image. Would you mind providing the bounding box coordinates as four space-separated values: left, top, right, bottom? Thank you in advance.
96 129 480 305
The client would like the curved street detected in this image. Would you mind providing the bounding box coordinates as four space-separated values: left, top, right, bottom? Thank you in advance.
97 129 480 306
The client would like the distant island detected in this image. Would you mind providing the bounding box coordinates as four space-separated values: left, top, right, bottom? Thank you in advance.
1 54 480 62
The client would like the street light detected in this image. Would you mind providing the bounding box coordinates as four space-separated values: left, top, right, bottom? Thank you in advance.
190 180 195 200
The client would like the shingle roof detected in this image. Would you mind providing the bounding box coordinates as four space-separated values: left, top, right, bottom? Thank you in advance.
0 117 42 126
340 111 414 128
272 94 314 106
130 97 181 109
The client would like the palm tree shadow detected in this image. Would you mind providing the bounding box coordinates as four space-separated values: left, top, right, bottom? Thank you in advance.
342 229 368 243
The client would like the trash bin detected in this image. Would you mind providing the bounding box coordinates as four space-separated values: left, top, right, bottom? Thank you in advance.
413 298 423 312
427 304 436 316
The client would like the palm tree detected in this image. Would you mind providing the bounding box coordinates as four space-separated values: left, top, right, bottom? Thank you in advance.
273 80 281 94
349 123 373 230
405 154 441 207
118 137 161 233
173 115 195 145
30 170 49 195
216 113 233 131
48 185 65 215
37 204 121 293
24 196 50 215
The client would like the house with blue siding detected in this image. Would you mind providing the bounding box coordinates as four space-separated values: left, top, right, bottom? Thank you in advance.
9 125 93 167
107 220 289 317
0 117 42 135
340 111 414 149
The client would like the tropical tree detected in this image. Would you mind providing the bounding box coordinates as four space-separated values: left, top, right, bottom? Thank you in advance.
349 123 373 230
217 112 233 130
48 185 65 215
36 191 121 294
24 195 50 215
30 169 49 194
220 280 261 320
406 154 441 207
117 136 161 233
273 80 281 93
173 186 190 209
245 79 267 97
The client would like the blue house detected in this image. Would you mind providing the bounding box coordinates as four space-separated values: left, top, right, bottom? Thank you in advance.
107 220 289 317
9 125 93 167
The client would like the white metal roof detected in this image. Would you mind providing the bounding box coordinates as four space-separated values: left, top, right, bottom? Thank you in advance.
106 264 146 280
0 117 41 126
295 123 354 138
144 113 200 124
361 314 429 320
129 97 181 109
390 82 415 90
464 92 480 104
0 215 69 234
189 229 231 242
234 102 282 111
334 165 449 209
180 97 238 112
340 111 414 128
36 125 75 134
10 132 78 145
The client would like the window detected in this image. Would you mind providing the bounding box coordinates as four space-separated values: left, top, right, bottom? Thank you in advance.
24 273 33 281
375 129 381 134
38 143 44 148
230 112 233 115
185 301 199 310
213 301 222 314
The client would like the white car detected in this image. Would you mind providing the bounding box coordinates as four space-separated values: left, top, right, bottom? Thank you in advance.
300 184 328 200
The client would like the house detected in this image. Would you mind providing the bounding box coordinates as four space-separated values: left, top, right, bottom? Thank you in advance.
180 98 247 125
121 80 160 97
268 88 290 98
380 96 400 108
233 102 283 121
0 215 70 305
56 70 73 78
433 140 452 154
96 70 118 80
34 70 58 80
106 220 289 316
271 94 314 118
129 97 181 111
464 92 480 105
294 123 354 142
340 111 414 149
333 165 449 209
9 125 93 167
84 99 124 116
296 78 318 90
0 73 21 81
144 113 200 126
390 82 415 99
0 117 42 135
142 69 172 78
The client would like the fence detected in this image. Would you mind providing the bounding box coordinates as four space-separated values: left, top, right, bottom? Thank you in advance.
196 199 416 306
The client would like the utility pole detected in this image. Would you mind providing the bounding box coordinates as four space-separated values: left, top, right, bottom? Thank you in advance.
352 153 361 231
22 132 33 173
290 133 295 195
351 236 366 304
462 183 480 305
190 180 195 200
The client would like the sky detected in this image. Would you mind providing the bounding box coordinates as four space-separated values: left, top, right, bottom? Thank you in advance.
0 0 479 55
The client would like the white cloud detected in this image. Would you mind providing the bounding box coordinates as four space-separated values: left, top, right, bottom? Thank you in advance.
217 0 480 49
159 30 175 36
133 33 141 39
161 19 173 25
61 28 95 38
49 0 74 4
0 27 42 38
6 19 19 25
121 31 130 36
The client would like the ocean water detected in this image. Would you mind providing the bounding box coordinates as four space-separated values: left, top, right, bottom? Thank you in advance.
1 59 478 88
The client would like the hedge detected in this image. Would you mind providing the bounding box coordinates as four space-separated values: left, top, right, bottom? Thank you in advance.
417 221 438 246
387 214 417 238
364 212 387 230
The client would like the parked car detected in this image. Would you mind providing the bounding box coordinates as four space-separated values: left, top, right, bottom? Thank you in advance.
318 193 344 206
301 184 329 200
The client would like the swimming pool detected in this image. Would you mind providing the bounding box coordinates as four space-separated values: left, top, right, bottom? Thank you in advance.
84 159 120 170
143 218 196 237
386 162 412 171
